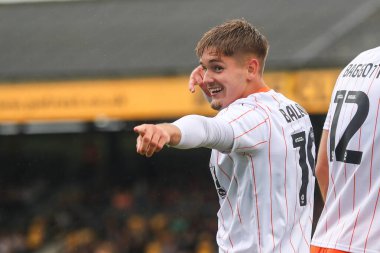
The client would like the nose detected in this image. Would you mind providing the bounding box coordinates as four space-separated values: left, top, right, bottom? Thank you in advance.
202 70 214 85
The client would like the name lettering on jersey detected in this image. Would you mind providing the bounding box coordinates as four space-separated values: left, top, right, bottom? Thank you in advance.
342 63 380 79
279 103 307 123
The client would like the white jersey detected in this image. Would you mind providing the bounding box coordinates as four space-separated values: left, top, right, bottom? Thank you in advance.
312 47 380 253
210 89 315 253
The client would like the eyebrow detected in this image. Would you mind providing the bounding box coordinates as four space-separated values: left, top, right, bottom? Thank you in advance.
199 58 223 65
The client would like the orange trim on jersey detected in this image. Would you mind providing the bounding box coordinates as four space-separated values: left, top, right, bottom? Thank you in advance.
310 245 349 253
255 86 271 93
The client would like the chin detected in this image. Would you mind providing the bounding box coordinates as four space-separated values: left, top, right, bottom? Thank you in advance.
210 100 223 111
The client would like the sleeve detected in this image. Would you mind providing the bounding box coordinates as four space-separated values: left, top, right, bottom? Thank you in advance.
216 103 269 152
171 114 234 152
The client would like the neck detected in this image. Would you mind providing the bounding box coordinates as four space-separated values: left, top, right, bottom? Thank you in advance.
243 78 269 97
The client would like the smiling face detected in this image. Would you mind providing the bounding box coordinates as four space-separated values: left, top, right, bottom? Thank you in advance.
200 48 250 110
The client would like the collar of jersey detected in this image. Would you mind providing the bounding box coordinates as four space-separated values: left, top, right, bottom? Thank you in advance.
255 86 270 93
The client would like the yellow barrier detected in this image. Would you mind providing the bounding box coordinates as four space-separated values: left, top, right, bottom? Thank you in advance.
0 77 214 123
265 69 340 113
0 69 340 123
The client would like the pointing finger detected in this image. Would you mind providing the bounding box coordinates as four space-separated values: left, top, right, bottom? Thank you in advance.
145 133 161 157
134 125 146 135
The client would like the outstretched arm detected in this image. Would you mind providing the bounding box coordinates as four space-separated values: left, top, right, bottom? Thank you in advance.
134 115 234 157
315 130 329 202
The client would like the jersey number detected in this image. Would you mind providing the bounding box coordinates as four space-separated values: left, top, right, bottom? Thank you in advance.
329 90 369 164
292 128 315 206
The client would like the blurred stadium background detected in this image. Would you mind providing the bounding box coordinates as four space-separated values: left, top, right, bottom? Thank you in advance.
0 0 379 252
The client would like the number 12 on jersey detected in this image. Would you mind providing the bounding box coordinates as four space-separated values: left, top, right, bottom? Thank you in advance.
329 90 369 165
292 127 315 206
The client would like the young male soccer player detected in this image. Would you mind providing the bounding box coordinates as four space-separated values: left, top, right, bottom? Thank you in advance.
135 19 315 252
311 47 380 253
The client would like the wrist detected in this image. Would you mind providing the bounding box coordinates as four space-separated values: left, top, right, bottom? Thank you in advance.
157 123 182 146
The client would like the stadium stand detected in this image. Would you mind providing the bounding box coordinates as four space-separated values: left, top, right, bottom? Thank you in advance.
0 133 218 253
0 0 380 79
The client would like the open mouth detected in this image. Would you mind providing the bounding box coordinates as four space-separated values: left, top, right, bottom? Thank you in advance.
208 86 224 96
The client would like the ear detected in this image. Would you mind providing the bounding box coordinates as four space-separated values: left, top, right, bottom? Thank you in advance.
247 58 260 80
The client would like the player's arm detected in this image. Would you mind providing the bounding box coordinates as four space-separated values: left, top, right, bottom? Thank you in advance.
134 115 234 157
315 130 329 202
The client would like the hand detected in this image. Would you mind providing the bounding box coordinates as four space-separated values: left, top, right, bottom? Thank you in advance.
188 66 211 97
134 124 171 157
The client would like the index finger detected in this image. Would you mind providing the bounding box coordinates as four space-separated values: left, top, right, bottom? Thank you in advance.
134 124 146 135
188 66 204 93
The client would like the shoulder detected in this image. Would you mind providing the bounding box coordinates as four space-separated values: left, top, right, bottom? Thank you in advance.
216 90 282 123
349 46 380 64
227 90 286 108
359 46 380 58
216 102 258 124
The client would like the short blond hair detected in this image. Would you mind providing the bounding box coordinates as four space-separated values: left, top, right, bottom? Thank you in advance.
195 19 269 73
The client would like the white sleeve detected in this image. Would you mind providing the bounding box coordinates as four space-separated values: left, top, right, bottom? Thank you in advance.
171 115 234 152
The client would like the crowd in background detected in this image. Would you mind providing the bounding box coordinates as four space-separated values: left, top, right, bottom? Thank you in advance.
0 126 324 253
0 135 218 253
0 175 218 253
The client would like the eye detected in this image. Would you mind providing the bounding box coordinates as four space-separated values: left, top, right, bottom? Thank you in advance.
214 65 224 73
